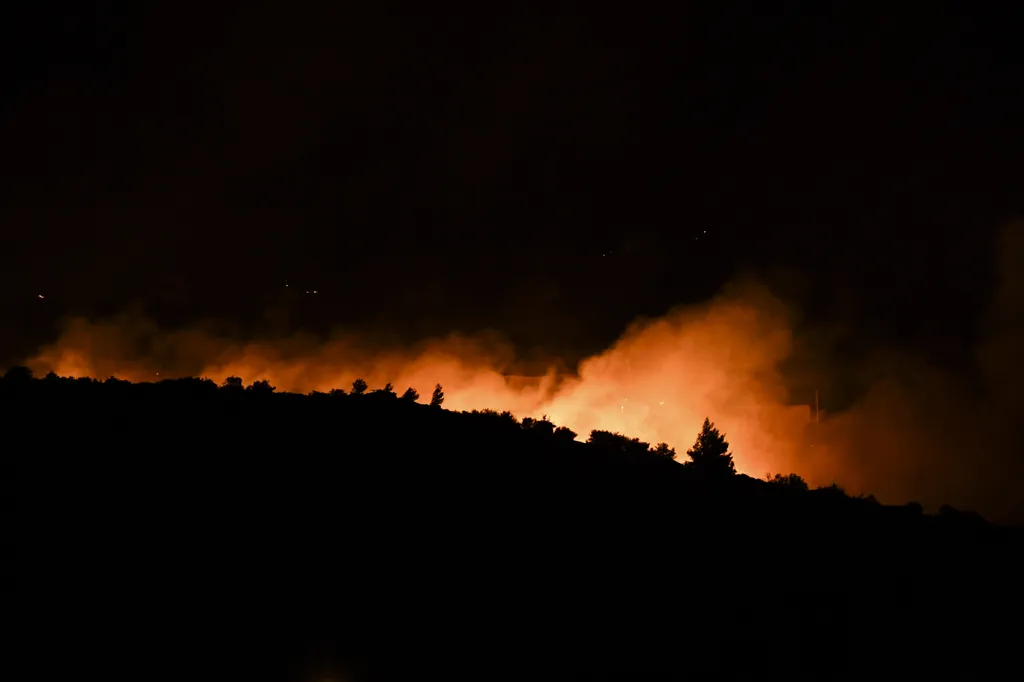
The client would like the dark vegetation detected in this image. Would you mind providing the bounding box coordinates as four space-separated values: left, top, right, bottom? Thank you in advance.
4 367 1023 680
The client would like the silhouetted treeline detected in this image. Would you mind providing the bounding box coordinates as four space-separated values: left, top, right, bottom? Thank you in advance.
3 367 1022 681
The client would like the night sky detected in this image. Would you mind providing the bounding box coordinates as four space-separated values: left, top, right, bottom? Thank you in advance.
3 2 1023 371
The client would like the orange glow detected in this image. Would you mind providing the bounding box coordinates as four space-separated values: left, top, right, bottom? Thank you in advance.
21 224 1024 524
25 281 813 480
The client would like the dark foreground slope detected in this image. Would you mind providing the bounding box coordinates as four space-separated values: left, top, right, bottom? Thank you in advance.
3 374 1023 680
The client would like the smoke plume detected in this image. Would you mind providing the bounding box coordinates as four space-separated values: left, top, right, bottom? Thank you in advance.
23 229 1024 522
807 220 1024 522
26 279 813 478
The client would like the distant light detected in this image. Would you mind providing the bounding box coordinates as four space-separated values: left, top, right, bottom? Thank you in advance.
659 401 665 405
37 294 44 299
313 290 318 294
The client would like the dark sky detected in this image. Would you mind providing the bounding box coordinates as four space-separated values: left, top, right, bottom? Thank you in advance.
2 2 1023 367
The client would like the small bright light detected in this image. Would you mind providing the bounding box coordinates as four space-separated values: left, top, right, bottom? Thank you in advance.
37 294 44 299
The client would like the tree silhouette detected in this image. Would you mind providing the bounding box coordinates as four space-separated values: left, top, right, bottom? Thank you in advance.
685 418 735 476
222 376 244 391
0 365 33 393
651 442 676 460
430 383 444 408
401 387 419 401
534 415 555 436
351 378 368 396
247 379 276 395
1 365 32 382
553 425 578 442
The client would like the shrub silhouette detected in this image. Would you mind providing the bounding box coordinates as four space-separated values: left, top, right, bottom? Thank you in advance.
766 472 809 491
351 378 368 396
467 409 520 434
247 379 276 395
939 504 985 526
370 383 397 400
1 365 33 386
401 387 419 401
222 376 244 391
588 430 650 458
521 416 556 438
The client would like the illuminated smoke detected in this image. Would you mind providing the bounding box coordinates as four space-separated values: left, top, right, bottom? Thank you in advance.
24 241 1024 523
26 280 812 480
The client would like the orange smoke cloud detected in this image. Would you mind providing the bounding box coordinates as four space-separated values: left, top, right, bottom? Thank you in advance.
26 279 816 481
26 254 1024 524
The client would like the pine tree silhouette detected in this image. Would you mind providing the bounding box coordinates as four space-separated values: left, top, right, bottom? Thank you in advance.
430 383 445 408
685 417 735 477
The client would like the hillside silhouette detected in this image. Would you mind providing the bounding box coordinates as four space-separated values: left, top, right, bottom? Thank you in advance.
4 368 1022 680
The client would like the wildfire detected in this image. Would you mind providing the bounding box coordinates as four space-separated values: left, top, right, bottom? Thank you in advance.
26 289 813 479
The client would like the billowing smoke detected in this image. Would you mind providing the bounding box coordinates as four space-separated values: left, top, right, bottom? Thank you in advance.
25 278 814 483
22 227 1024 523
807 220 1024 522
